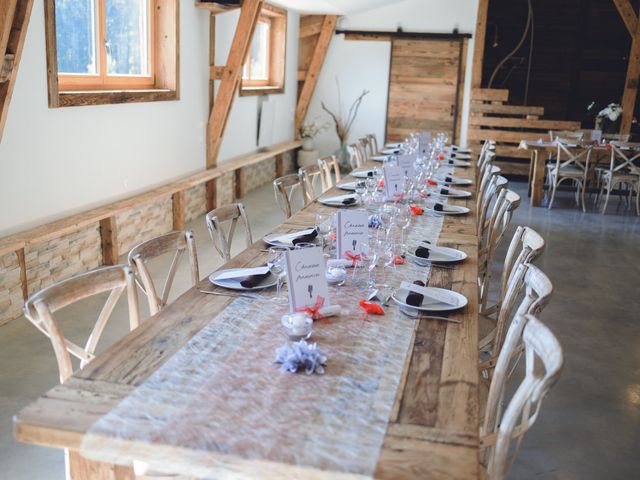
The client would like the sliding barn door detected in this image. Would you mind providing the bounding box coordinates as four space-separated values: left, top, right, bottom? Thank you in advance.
386 38 467 143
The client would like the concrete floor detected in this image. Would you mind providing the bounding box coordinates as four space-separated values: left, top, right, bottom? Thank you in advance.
1 180 639 479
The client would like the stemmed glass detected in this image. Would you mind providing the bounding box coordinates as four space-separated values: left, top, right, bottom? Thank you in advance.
268 247 287 300
354 180 367 204
397 206 412 254
315 213 332 251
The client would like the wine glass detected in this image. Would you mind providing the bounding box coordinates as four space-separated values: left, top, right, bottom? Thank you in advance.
355 180 367 203
397 206 412 253
268 247 287 299
315 213 332 250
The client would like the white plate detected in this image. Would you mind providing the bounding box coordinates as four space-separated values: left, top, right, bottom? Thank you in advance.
381 148 401 155
436 176 473 186
209 268 277 291
444 159 471 168
431 187 472 198
385 142 402 149
319 194 360 207
350 169 375 178
392 287 468 312
425 204 470 215
337 181 358 191
371 155 388 162
405 245 467 264
263 228 317 247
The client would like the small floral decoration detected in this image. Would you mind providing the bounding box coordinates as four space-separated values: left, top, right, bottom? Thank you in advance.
275 340 327 375
368 214 383 229
300 118 330 139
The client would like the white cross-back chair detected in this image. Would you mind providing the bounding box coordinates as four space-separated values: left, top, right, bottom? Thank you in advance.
480 314 563 480
597 141 640 215
478 189 521 308
479 263 553 381
128 230 199 317
273 173 308 218
547 137 593 211
366 133 379 156
206 203 253 263
23 265 140 384
318 155 341 189
347 143 366 170
478 174 508 239
476 141 496 181
299 163 327 202
548 130 583 142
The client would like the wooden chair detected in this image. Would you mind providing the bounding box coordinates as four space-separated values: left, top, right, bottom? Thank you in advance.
299 163 327 201
478 189 521 309
366 133 379 155
479 263 553 380
597 141 640 215
347 143 365 170
23 265 140 384
548 130 584 142
273 173 308 218
602 133 631 143
547 137 593 212
318 155 341 188
480 314 563 480
128 231 199 316
205 203 253 262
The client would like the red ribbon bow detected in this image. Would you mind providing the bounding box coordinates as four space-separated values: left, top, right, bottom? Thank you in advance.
378 179 385 187
438 154 445 160
297 295 327 323
345 251 362 267
427 179 438 186
393 255 405 265
359 299 384 317
409 205 424 215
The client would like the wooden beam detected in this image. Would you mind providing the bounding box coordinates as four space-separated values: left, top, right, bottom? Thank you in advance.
208 14 216 111
235 168 245 199
472 0 489 88
207 0 264 168
209 65 225 80
16 247 27 300
99 217 119 265
0 0 18 62
172 191 185 231
205 179 217 212
613 0 638 35
295 15 337 136
275 153 284 178
0 0 34 141
620 30 640 133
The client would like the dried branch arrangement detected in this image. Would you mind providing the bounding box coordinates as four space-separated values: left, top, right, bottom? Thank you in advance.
321 79 369 146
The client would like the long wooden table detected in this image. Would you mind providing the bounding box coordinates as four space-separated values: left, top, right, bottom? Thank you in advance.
14 161 480 479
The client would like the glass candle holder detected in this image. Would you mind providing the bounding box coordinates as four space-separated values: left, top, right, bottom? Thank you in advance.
281 312 313 341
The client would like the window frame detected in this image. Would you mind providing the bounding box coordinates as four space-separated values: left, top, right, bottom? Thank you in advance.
239 3 287 97
45 0 179 108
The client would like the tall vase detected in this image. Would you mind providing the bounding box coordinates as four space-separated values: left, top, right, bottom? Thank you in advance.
334 144 349 173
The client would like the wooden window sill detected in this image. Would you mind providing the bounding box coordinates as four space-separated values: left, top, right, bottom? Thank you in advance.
54 90 179 108
239 85 285 97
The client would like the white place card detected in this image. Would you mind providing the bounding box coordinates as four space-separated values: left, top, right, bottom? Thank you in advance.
400 281 457 306
397 153 416 177
285 246 330 312
336 210 369 260
418 131 432 156
383 164 404 201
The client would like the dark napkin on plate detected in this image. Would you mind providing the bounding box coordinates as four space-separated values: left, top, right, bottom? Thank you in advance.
434 203 444 212
440 188 450 195
367 171 374 177
447 159 456 165
239 268 272 288
415 247 430 258
450 153 457 158
342 197 356 205
406 280 425 307
445 176 453 183
292 229 318 245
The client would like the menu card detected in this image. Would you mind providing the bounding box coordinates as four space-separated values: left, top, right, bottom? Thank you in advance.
336 210 369 260
285 246 330 312
397 153 416 177
418 131 432 156
383 164 404 200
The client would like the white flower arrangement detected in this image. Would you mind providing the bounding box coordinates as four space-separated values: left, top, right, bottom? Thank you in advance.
597 103 623 122
299 118 329 139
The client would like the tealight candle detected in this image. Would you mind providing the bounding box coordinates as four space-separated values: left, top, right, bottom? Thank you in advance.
281 312 313 340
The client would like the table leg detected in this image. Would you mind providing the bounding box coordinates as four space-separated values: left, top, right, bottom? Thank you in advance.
527 150 535 197
68 450 135 480
530 150 546 207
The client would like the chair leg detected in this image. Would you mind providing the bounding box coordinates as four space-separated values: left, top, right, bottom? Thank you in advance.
635 184 640 216
602 182 612 214
548 176 558 210
580 179 587 212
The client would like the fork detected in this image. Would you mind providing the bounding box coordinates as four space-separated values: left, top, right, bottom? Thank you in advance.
399 307 462 324
198 290 264 300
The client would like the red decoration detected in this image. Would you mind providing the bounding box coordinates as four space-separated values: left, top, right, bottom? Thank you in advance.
345 251 362 267
409 205 423 215
378 179 385 187
297 296 328 323
359 299 384 316
393 255 405 265
427 179 438 186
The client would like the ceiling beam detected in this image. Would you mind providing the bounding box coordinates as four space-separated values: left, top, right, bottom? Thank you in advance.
207 0 264 168
620 16 640 133
295 15 337 137
472 0 489 88
613 0 638 35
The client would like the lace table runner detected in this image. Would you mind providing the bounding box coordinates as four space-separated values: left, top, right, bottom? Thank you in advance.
81 195 450 478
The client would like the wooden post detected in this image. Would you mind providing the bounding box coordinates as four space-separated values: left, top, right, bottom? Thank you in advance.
207 0 263 168
294 15 337 136
99 217 119 265
471 0 489 88
205 179 217 212
613 0 640 134
275 153 284 178
172 191 185 230
16 247 27 300
235 169 244 199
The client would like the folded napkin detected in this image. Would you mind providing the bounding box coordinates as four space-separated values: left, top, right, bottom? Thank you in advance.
415 247 431 259
401 281 457 306
414 241 454 260
342 197 356 205
322 194 355 204
292 229 318 245
240 268 272 288
440 188 450 195
406 280 426 307
434 203 444 212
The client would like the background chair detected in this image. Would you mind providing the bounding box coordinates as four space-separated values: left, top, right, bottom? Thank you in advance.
366 133 379 155
318 155 341 189
299 163 327 201
205 203 253 262
128 230 199 316
597 141 640 215
347 143 365 170
547 137 592 212
23 265 139 384
480 315 563 480
273 173 308 218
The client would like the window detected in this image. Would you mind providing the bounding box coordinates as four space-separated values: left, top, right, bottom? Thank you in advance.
45 0 178 107
239 4 287 96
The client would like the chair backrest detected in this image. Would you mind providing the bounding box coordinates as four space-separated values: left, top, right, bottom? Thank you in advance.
608 141 640 175
128 230 199 316
477 140 496 167
481 314 563 480
205 203 253 263
23 265 140 383
366 133 379 155
553 137 592 171
603 133 630 143
477 150 497 187
549 130 584 142
477 174 508 240
299 163 326 201
318 155 341 188
273 173 308 218
346 144 364 170
357 138 371 159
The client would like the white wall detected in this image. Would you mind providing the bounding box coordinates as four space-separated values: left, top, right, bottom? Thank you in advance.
0 4 299 236
306 0 479 157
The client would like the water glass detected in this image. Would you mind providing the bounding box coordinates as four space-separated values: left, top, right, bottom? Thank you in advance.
268 247 287 299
